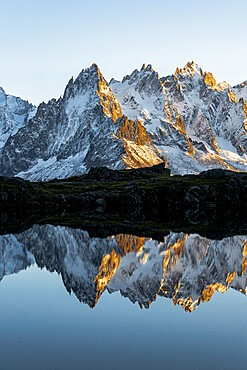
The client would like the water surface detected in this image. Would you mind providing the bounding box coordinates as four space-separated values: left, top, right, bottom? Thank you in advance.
0 225 246 369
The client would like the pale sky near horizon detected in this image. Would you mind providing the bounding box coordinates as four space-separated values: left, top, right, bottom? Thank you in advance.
0 0 246 105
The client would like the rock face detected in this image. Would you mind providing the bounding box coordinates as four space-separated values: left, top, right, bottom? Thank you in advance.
0 225 246 312
1 61 247 180
0 65 124 179
0 65 164 180
111 61 247 174
0 87 36 150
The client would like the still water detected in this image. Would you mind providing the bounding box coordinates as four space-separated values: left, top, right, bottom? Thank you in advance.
0 225 247 370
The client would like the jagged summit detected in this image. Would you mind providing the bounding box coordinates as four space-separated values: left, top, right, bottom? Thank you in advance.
64 63 106 98
174 60 203 78
75 63 101 83
58 64 122 133
166 61 220 91
122 63 158 84
168 61 233 94
141 63 154 72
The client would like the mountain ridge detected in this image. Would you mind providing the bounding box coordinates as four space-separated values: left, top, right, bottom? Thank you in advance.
1 61 247 180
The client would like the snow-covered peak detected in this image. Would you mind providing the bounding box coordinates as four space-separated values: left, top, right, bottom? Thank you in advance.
64 63 122 122
120 64 161 93
0 87 36 149
64 63 104 99
163 61 225 93
110 64 163 125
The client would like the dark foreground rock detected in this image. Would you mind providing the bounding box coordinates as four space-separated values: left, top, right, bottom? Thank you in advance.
1 164 247 238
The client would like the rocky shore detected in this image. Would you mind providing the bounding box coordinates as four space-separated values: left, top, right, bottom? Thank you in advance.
1 163 247 237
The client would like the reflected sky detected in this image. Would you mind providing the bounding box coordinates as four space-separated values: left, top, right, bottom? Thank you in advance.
0 225 247 369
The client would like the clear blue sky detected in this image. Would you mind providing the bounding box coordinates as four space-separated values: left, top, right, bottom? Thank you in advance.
0 0 246 105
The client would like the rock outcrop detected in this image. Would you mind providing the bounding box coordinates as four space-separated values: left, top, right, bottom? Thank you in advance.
1 164 247 237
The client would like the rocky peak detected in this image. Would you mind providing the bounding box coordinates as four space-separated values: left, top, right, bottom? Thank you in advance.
173 62 235 97
121 64 160 89
174 61 203 79
63 63 122 122
122 64 154 83
123 64 163 97
162 61 205 95
163 61 238 106
122 69 139 83
141 63 154 72
63 63 103 99
167 61 227 94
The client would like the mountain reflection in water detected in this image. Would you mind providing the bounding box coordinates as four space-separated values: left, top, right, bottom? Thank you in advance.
0 225 247 312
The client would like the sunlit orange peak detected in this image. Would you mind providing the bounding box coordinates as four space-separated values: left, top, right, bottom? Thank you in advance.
175 61 203 78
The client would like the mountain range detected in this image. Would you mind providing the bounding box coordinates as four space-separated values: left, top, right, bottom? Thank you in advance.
0 61 247 180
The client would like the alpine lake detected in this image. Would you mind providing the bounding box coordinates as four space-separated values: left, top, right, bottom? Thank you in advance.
1 165 247 369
